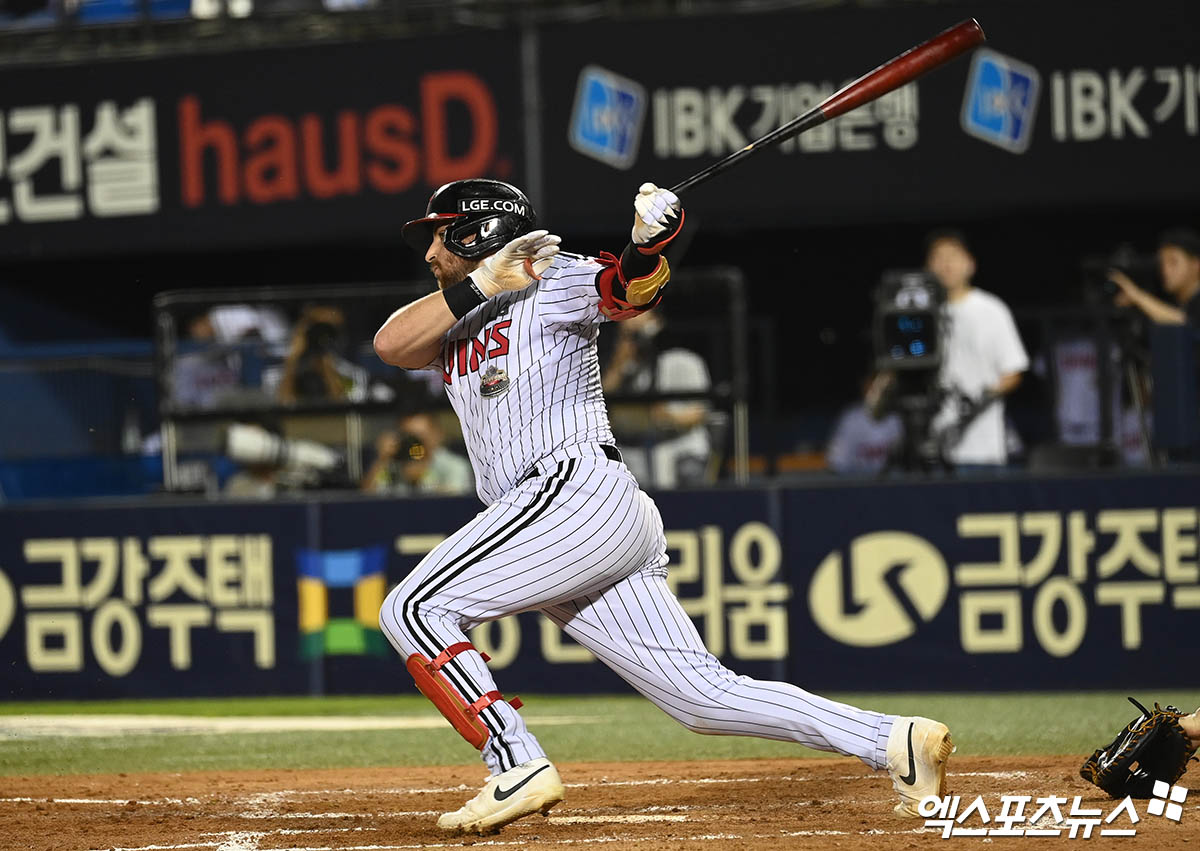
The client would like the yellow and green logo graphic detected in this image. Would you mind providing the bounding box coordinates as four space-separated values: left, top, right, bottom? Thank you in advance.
297 547 389 659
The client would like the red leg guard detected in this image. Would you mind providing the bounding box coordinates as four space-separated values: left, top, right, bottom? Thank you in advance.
405 643 523 750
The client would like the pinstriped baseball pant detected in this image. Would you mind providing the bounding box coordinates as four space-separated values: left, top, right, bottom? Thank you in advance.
379 447 896 776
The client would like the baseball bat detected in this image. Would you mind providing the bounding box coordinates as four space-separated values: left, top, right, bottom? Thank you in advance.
668 18 985 195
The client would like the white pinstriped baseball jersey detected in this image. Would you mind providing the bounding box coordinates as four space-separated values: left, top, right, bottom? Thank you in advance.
381 249 901 783
429 253 615 505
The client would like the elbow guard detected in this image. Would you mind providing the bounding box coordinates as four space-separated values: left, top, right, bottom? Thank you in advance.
595 250 670 321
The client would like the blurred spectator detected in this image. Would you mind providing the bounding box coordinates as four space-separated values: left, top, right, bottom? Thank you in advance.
1041 337 1121 447
361 411 472 496
172 309 240 409
602 310 711 488
925 229 1029 469
1108 227 1200 328
826 372 904 475
1035 333 1157 461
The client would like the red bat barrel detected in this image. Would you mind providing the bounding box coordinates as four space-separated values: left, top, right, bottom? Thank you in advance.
670 18 986 196
820 19 986 121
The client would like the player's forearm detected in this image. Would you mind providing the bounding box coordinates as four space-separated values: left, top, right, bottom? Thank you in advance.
597 246 671 321
618 244 672 305
374 290 456 369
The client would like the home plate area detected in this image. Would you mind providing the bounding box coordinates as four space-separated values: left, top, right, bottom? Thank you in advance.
3 758 1197 850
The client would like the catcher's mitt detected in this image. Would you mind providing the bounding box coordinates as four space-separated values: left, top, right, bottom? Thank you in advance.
1080 697 1199 798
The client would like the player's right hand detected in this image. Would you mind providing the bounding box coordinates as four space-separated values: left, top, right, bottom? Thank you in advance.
631 182 683 251
470 230 562 298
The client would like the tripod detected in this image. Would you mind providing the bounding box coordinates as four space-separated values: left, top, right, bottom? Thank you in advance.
877 372 952 475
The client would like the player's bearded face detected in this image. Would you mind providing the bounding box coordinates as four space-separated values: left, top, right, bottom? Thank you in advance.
426 226 482 290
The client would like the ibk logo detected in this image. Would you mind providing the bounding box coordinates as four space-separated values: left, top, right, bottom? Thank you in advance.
568 65 647 170
961 48 1041 154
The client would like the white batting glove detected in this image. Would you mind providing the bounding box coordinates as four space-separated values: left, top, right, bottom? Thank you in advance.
469 230 561 298
631 182 681 245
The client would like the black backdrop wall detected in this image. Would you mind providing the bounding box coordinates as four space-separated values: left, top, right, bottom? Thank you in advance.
1 0 1197 414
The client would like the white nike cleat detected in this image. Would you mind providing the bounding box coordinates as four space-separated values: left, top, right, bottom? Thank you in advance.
886 716 955 817
436 757 565 835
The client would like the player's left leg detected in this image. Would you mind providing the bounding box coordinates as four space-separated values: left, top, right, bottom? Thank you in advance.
378 491 551 778
542 562 952 816
378 452 665 832
378 491 568 835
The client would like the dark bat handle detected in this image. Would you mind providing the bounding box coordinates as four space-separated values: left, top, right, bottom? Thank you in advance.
669 18 985 196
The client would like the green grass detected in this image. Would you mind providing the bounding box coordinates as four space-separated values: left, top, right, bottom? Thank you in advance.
1 691 1196 777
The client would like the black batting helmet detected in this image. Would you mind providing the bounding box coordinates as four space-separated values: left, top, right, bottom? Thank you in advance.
402 179 536 260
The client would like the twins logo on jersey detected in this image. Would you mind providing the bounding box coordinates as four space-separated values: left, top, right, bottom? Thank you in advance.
443 320 511 385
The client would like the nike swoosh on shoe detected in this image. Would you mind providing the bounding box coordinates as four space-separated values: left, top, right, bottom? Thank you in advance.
494 764 551 801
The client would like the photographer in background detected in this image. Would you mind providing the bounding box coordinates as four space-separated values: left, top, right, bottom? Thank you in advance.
276 305 357 403
360 411 472 496
1108 228 1200 462
926 229 1029 470
1108 228 1200 328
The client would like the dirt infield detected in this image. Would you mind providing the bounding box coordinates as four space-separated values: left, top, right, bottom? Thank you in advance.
2 756 1196 850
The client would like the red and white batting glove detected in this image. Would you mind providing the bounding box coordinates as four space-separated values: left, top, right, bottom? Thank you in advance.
470 230 561 297
631 182 683 252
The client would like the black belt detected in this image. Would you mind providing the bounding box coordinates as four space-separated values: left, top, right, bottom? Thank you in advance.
519 444 621 484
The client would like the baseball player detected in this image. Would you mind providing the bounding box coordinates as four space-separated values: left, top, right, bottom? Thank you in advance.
375 178 954 834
